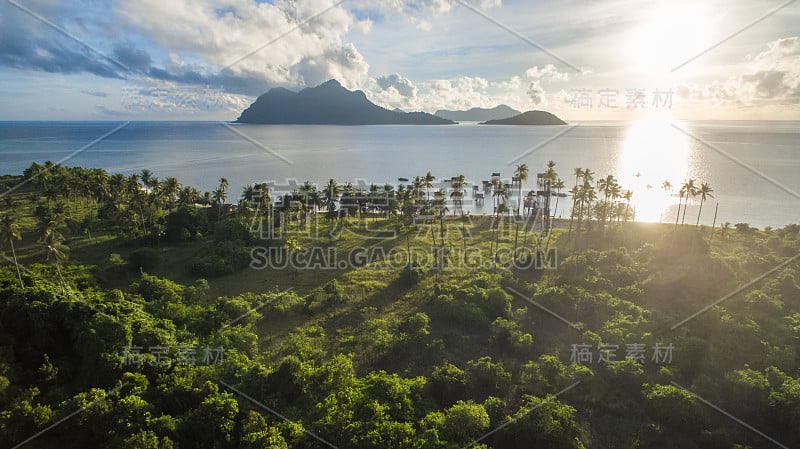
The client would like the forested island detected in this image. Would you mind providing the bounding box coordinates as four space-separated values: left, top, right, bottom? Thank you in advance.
435 105 521 122
0 162 798 449
236 80 454 125
482 110 568 125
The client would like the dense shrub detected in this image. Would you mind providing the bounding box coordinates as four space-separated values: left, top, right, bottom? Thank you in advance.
129 247 161 272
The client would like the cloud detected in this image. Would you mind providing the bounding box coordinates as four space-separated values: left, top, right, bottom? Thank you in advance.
113 43 151 72
0 0 373 97
491 75 521 90
526 80 545 106
81 89 108 98
296 43 370 90
753 36 800 62
0 1 122 79
120 78 251 113
349 0 501 29
414 76 495 111
114 0 370 91
740 70 799 102
375 74 417 97
525 64 569 82
740 36 799 104
678 36 800 107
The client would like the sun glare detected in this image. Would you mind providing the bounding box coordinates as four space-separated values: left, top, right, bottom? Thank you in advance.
618 119 690 222
627 5 711 74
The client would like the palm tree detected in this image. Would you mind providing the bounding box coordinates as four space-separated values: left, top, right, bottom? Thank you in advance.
214 177 229 220
675 183 685 227
514 163 529 216
299 181 317 216
213 187 227 219
567 168 585 235
597 175 615 225
140 169 156 191
322 179 341 220
177 186 199 208
582 168 595 185
542 161 558 219
567 185 579 235
662 179 672 193
574 168 585 188
399 184 418 222
433 189 449 253
241 184 256 203
551 178 565 219
450 174 466 216
695 182 714 227
253 183 272 215
491 178 506 217
622 190 633 223
680 179 698 225
159 176 181 211
575 181 596 236
382 183 396 218
423 171 436 206
0 213 24 287
41 226 69 294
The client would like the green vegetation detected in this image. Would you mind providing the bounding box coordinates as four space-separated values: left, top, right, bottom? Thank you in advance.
0 162 798 448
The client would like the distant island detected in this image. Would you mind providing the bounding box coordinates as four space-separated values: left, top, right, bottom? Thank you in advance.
435 105 521 121
236 80 454 125
481 110 567 125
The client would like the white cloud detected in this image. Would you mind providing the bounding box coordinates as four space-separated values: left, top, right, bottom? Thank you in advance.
296 43 370 89
350 0 501 29
753 36 800 62
740 70 799 103
414 76 495 111
678 36 800 107
114 0 371 89
366 73 419 109
477 0 503 8
375 74 417 97
492 75 521 90
120 78 251 113
526 80 545 106
525 64 569 82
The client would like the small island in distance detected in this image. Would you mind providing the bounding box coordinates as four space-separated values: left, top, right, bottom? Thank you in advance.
434 104 521 121
236 79 454 125
481 110 567 125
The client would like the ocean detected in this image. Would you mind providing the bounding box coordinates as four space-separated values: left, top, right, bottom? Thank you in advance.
1 120 798 228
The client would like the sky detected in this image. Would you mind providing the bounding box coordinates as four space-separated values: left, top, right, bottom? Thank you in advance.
0 0 798 120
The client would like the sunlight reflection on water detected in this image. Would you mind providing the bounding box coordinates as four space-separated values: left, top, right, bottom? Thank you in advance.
618 120 690 222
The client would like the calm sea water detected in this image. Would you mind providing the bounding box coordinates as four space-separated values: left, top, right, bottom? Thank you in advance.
1 120 798 228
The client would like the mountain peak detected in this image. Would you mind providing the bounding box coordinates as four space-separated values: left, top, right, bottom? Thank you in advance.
236 80 454 125
317 79 343 89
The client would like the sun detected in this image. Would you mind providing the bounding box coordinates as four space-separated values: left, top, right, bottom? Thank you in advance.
627 4 711 75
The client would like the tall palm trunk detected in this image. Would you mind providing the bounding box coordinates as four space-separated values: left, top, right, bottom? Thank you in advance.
55 262 65 294
552 194 560 220
695 198 705 227
674 194 682 227
574 200 584 249
461 219 468 265
513 221 519 269
9 238 23 288
681 195 689 224
567 198 576 236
